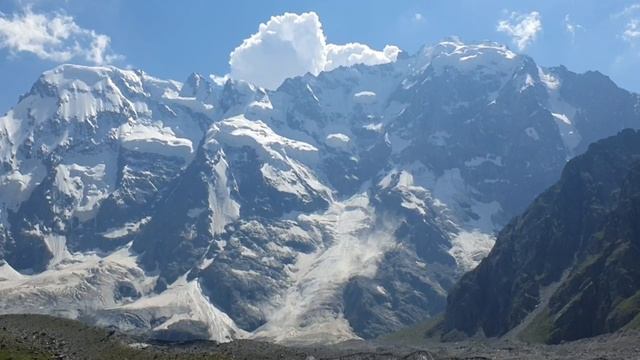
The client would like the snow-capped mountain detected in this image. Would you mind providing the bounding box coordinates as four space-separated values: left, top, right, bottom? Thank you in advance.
0 39 638 344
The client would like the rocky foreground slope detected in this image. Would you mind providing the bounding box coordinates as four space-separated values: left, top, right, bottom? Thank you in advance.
0 39 638 343
442 129 640 344
1 314 639 359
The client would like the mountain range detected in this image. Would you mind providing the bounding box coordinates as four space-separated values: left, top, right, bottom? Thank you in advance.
0 39 638 344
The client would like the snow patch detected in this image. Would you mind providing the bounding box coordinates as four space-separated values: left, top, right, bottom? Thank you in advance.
464 155 503 167
54 156 117 222
552 113 581 153
379 170 430 216
325 133 351 150
207 115 319 165
208 154 240 235
102 217 151 239
375 285 388 296
540 68 582 154
519 73 536 92
119 123 194 159
430 168 502 232
0 162 46 212
363 123 383 133
449 231 495 271
260 164 313 199
162 90 215 116
353 91 377 104
539 67 560 90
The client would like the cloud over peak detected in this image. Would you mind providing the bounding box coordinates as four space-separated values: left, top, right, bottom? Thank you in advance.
497 11 542 50
0 8 121 65
229 12 400 89
325 43 400 72
229 12 326 90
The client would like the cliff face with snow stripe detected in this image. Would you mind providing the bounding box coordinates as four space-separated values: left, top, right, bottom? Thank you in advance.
442 129 640 344
0 40 638 344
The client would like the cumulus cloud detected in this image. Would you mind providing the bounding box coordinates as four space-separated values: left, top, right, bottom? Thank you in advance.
0 8 121 64
496 11 542 51
229 12 400 89
229 12 326 90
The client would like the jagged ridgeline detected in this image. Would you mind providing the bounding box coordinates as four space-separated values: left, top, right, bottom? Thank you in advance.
442 129 640 344
0 40 638 343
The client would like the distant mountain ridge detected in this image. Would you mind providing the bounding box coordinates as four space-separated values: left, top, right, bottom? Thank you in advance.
442 129 640 343
0 39 638 343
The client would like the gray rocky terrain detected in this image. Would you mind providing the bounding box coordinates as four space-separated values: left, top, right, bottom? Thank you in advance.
1 314 639 359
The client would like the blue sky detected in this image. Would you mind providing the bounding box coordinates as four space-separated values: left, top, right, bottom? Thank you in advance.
1 0 640 113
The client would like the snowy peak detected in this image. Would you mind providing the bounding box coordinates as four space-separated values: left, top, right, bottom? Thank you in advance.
416 39 521 75
4 63 210 160
33 64 180 110
177 72 269 119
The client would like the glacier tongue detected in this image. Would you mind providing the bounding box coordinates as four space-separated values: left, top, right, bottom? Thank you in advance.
0 243 153 319
109 275 247 342
0 242 244 343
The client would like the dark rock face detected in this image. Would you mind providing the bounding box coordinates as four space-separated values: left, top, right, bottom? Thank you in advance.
442 129 640 343
198 218 318 331
72 150 186 253
132 149 217 283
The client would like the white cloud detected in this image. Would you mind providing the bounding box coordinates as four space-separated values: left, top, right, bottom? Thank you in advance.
325 43 400 72
229 12 400 89
229 12 327 90
496 11 542 51
624 19 640 43
612 4 640 44
0 8 121 64
414 13 424 22
612 3 640 19
564 14 584 40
